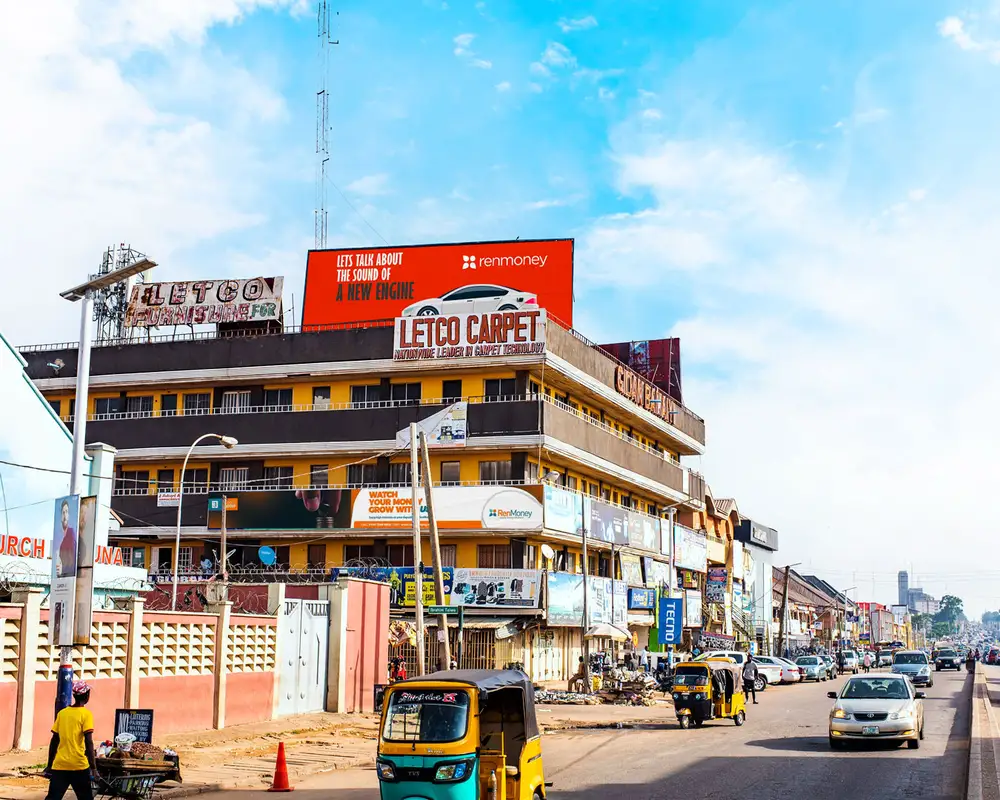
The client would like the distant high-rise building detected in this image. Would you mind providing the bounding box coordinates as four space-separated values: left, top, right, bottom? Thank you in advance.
898 571 909 607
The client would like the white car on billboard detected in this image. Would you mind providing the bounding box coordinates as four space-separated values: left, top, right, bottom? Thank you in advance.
401 284 539 317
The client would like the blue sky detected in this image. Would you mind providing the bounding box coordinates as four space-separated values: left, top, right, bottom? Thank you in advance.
4 0 1000 611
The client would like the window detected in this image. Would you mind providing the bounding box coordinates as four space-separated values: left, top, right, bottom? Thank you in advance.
156 469 174 492
440 545 457 567
120 546 133 566
442 379 463 403
478 544 512 568
307 544 327 568
160 394 178 416
116 470 149 494
525 461 539 483
178 546 194 573
389 462 411 485
68 399 75 419
566 475 578 491
347 463 378 486
275 546 290 566
601 488 611 502
565 552 577 573
484 378 516 399
479 460 512 484
387 544 414 566
126 395 153 415
589 483 599 497
310 464 329 487
350 384 380 407
529 381 541 397
312 386 331 409
129 547 145 570
344 544 376 563
440 461 461 486
48 399 61 416
94 397 123 417
524 544 537 569
263 466 293 488
588 555 597 575
221 390 251 413
390 383 422 404
598 556 611 578
182 468 209 493
264 388 293 408
219 467 249 490
183 393 211 415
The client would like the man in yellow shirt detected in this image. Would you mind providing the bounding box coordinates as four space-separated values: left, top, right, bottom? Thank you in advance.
44 681 96 800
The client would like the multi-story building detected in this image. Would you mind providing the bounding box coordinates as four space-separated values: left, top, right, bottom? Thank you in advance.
734 518 779 653
898 570 909 607
20 310 707 680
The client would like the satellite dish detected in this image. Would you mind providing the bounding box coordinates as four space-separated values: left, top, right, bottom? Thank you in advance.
540 544 556 560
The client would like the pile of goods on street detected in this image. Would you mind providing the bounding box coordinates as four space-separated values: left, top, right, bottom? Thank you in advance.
533 689 603 705
534 669 662 706
95 734 182 783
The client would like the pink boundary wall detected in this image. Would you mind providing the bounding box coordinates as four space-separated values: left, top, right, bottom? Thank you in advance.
344 580 390 713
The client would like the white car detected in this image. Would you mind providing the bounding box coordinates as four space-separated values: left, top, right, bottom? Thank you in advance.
694 651 779 691
401 284 539 317
841 650 860 674
828 675 925 750
754 655 802 683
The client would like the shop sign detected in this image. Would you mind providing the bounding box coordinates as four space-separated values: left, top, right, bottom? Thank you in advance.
543 485 584 536
620 554 643 586
673 524 708 573
679 569 701 590
114 709 154 744
125 277 282 328
332 565 455 608
545 573 627 626
626 511 659 552
706 567 727 605
393 310 545 361
698 632 736 651
628 588 655 610
614 365 677 424
451 569 541 608
657 597 683 645
396 403 467 448
684 590 703 628
157 492 181 508
352 486 543 531
586 497 627 545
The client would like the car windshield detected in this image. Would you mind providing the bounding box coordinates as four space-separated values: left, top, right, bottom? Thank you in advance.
841 678 911 700
382 689 471 743
938 650 957 658
894 653 927 665
877 651 891 658
796 657 820 665
844 651 856 658
673 666 709 686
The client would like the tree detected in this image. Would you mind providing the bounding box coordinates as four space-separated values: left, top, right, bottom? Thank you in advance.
931 621 953 640
934 595 964 633
983 611 1000 626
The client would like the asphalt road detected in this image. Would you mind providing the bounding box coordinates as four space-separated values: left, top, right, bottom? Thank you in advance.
198 665 972 800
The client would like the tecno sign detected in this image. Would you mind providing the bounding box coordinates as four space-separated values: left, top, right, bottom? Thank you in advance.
394 310 546 361
463 253 550 270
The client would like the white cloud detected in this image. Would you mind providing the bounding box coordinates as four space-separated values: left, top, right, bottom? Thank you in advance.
641 108 663 120
557 15 598 33
495 81 512 92
598 86 615 101
524 195 583 210
530 62 552 78
938 13 1000 61
528 82 543 93
541 42 577 69
345 173 391 196
454 32 490 68
471 58 493 69
575 67 625 82
908 188 928 202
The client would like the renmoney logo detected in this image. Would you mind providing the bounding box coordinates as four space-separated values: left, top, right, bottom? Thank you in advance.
462 255 476 270
488 508 533 519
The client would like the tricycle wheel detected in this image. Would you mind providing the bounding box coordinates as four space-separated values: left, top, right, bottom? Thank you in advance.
679 716 691 729
693 717 705 727
734 710 746 726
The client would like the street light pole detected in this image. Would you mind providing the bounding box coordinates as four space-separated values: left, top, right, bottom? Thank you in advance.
173 433 238 610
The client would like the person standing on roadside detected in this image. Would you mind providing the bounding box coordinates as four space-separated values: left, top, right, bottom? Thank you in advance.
862 651 872 673
640 646 651 673
45 681 96 800
742 654 759 705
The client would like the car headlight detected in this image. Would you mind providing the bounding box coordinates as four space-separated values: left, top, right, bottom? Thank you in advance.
376 761 396 782
919 667 930 675
831 708 849 719
890 710 914 720
434 760 472 783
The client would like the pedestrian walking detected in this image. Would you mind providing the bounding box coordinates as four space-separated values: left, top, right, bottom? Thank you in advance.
624 651 634 671
640 646 651 673
862 652 872 673
44 681 96 800
742 655 759 704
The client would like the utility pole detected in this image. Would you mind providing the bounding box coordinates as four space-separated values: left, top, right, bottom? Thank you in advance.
419 431 451 671
409 423 426 674
777 565 791 657
581 501 591 690
220 496 228 584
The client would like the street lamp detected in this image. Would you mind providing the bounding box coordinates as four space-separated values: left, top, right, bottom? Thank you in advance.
841 586 857 648
172 433 238 610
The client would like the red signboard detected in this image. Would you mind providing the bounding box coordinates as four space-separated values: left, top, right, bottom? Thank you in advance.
302 239 574 328
599 338 683 404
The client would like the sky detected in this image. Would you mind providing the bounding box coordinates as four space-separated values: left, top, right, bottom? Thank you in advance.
3 0 1000 613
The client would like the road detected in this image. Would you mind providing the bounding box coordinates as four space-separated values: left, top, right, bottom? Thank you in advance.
197 666 972 800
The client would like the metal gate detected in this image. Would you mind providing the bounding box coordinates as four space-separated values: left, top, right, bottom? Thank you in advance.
278 599 330 716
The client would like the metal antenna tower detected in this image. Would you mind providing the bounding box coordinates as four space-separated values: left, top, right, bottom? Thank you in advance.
92 243 148 343
315 2 339 249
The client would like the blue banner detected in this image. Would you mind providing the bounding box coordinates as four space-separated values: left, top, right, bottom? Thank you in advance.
629 588 655 610
657 597 683 645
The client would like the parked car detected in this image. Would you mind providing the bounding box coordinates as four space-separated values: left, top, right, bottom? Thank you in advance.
934 648 963 671
828 675 925 750
891 650 934 687
795 655 829 681
820 655 838 679
877 650 893 669
693 651 777 691
841 650 860 674
753 655 802 683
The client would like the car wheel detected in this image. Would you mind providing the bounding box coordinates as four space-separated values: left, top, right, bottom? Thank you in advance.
919 723 925 740
693 718 705 728
829 737 844 750
679 716 690 729
908 738 920 750
417 306 439 316
734 710 746 726
497 304 519 312
754 676 766 692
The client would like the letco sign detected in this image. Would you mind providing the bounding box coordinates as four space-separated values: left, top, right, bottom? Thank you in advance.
614 365 674 423
393 310 546 361
125 277 283 328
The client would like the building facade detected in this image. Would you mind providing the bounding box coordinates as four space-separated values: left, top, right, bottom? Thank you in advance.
734 518 779 654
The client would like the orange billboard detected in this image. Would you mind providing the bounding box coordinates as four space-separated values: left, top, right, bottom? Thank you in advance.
302 238 574 328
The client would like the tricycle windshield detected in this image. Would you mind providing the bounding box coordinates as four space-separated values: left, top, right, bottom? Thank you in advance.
382 688 471 743
673 666 709 685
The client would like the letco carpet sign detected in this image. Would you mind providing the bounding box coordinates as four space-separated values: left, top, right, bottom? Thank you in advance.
393 310 546 361
125 277 283 328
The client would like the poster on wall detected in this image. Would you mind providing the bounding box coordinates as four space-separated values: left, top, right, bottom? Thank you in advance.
706 567 727 605
451 569 541 607
673 524 708 573
125 277 283 328
396 402 467 447
303 239 575 328
626 512 659 552
393 311 546 361
333 566 456 608
352 486 543 531
685 590 703 628
545 573 627 626
643 558 672 589
49 495 80 647
73 497 97 646
587 498 627 545
543 485 584 536
620 554 644 586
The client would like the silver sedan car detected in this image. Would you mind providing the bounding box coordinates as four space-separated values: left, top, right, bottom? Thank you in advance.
828 675 925 749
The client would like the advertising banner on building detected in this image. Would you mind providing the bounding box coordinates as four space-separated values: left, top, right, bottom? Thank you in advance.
732 582 744 617
626 511 659 552
543 485 584 536
673 525 708 573
731 540 744 582
545 573 627 626
643 557 672 589
333 566 455 608
125 277 283 328
684 590 703 628
49 495 79 647
657 596 683 645
658 519 671 556
451 569 541 608
393 310 545 361
210 489 353 530
395 402 467 448
586 498 627 545
629 588 655 610
73 497 97 646
891 604 908 626
598 338 683 405
352 486 542 531
706 567 727 605
303 238 574 328
620 554 643 586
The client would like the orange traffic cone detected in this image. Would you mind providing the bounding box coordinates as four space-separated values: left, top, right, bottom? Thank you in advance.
267 741 293 792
